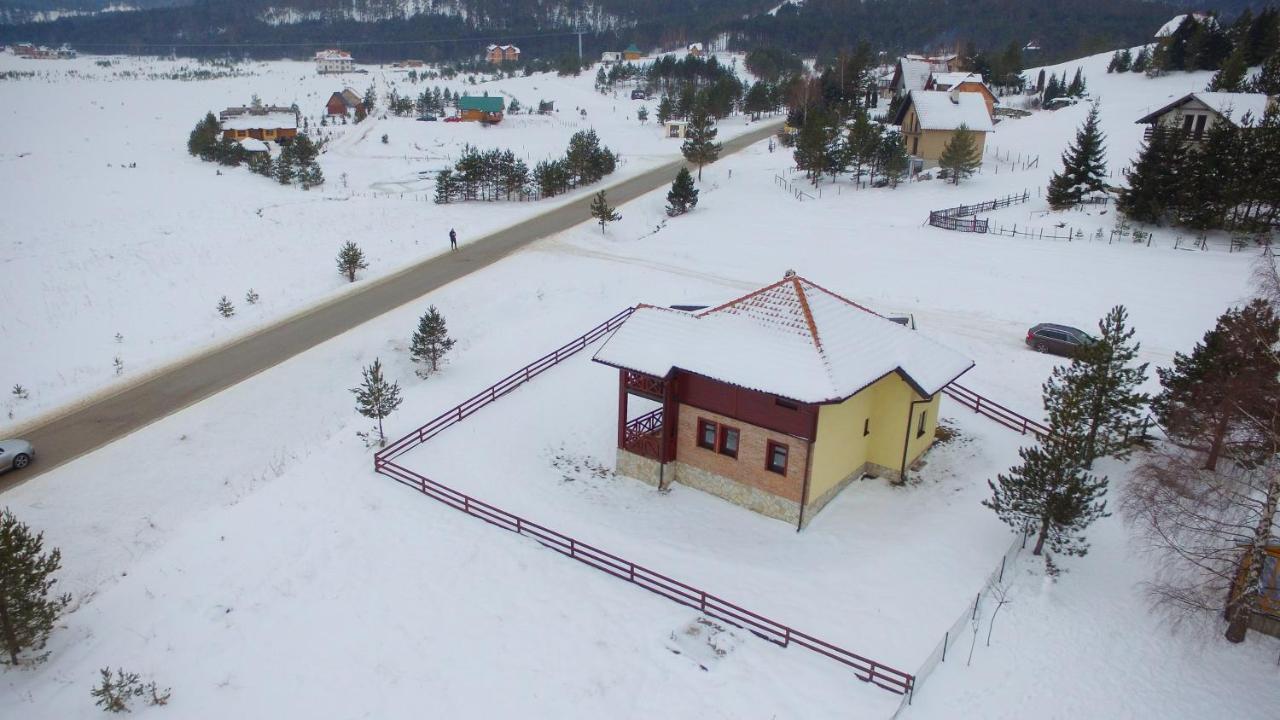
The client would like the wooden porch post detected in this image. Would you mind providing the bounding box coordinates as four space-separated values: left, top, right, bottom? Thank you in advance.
617 370 628 449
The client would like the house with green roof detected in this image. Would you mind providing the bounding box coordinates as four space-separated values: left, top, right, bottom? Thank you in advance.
457 95 505 123
624 44 645 61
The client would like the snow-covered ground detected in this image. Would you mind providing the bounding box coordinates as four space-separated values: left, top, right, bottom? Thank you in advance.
0 51 765 429
3 46 1278 717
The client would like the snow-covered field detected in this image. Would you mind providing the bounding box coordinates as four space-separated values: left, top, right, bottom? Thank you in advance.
2 46 1278 717
0 52 764 429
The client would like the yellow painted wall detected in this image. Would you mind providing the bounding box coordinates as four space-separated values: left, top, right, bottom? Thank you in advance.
808 373 942 495
808 388 874 501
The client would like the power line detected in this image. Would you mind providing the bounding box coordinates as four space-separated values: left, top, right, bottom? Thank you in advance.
56 27 601 50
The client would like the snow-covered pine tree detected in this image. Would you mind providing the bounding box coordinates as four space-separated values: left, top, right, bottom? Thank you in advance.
350 358 402 446
434 168 456 204
245 288 259 305
1070 305 1151 466
1131 46 1151 73
937 124 981 185
666 166 699 217
637 105 648 124
1107 51 1123 72
0 508 71 666
1046 101 1108 209
273 148 294 186
216 296 235 318
656 95 674 124
983 436 1110 562
589 190 621 234
363 85 378 114
845 110 881 185
410 305 456 374
793 112 831 185
1116 48 1133 72
681 108 721 180
1152 299 1280 470
336 241 368 282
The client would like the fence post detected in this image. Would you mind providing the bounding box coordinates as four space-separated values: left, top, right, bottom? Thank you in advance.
998 555 1006 583
699 591 707 612
972 592 980 620
569 538 576 558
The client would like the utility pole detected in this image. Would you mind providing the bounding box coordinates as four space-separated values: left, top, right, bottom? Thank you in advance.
577 28 583 60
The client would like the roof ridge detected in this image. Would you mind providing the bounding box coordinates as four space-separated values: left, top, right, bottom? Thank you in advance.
799 278 886 319
697 276 794 316
791 277 822 351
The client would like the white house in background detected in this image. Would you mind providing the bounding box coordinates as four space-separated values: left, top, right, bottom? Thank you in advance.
601 51 623 64
315 49 353 74
687 43 705 57
1155 12 1215 38
893 89 995 166
1135 91 1276 144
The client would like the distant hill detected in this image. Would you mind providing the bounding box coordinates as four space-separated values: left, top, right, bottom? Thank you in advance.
0 0 1262 64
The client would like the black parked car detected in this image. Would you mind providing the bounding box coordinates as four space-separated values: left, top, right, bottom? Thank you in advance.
1026 323 1094 357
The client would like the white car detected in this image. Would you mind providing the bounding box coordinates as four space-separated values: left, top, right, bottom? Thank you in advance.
0 439 34 472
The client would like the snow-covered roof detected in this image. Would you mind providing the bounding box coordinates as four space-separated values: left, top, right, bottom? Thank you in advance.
688 43 704 52
487 44 520 52
1135 92 1274 126
1155 13 1214 38
592 275 974 403
928 72 985 89
899 90 994 132
221 112 297 131
315 49 351 60
896 58 933 92
238 138 270 152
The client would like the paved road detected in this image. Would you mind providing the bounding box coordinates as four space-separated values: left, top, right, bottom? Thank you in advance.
2 121 782 492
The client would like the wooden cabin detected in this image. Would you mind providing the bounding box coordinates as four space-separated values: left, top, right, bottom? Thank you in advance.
1135 91 1274 146
326 89 364 116
623 44 645 61
219 108 298 143
593 273 974 528
486 44 521 64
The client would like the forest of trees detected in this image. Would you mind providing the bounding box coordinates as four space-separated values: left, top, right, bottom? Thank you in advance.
433 129 617 203
0 0 1184 67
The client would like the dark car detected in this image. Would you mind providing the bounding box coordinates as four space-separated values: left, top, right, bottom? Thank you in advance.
417 115 437 121
1026 323 1093 357
631 89 648 100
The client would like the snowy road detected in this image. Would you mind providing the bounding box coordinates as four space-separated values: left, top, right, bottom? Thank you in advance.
2 120 783 492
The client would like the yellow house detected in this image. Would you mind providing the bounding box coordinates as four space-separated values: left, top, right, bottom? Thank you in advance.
593 272 974 528
893 89 994 167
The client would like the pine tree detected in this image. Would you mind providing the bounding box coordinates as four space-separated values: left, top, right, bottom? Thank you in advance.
1131 45 1151 73
983 437 1110 561
410 305 456 374
0 508 71 666
1251 51 1280 94
637 105 648 124
363 85 378 114
245 288 259 305
656 95 674 124
1107 51 1123 73
1046 101 1108 209
1116 48 1133 72
589 190 621 234
1152 299 1280 470
1209 45 1248 92
336 241 367 282
216 296 235 318
845 110 881 184
433 168 456 203
595 66 608 92
937 124 981 185
680 108 721 180
1067 306 1151 466
876 129 909 187
1117 123 1182 224
273 150 294 186
351 358 402 446
1066 67 1085 97
665 166 699 217
793 112 831 185
186 112 220 159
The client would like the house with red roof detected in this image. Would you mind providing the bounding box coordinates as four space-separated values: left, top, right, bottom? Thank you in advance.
592 272 973 528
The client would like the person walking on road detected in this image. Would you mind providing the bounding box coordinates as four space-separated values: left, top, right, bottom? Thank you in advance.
449 228 457 251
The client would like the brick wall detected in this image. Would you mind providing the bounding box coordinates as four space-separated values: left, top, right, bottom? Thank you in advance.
675 404 808 503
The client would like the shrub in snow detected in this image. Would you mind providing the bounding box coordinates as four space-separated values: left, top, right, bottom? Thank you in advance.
381 133 389 144
216 296 236 318
113 356 124 376
245 288 259 305
90 667 171 713
11 384 28 400
336 241 368 283
938 125 982 185
0 508 71 666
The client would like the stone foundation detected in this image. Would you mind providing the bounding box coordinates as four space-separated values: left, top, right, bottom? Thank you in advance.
616 448 676 489
673 461 801 524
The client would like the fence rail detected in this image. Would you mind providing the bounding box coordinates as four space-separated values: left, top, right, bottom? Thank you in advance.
926 191 1030 232
373 310 916 698
942 383 1051 438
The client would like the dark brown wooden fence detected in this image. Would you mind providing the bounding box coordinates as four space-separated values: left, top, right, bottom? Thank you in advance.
926 191 1031 233
942 383 1050 438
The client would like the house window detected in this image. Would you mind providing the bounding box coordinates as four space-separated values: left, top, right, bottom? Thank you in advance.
697 419 717 450
1194 114 1208 138
917 410 928 438
718 426 740 459
863 418 871 437
775 397 799 410
766 441 789 475
1182 114 1195 133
